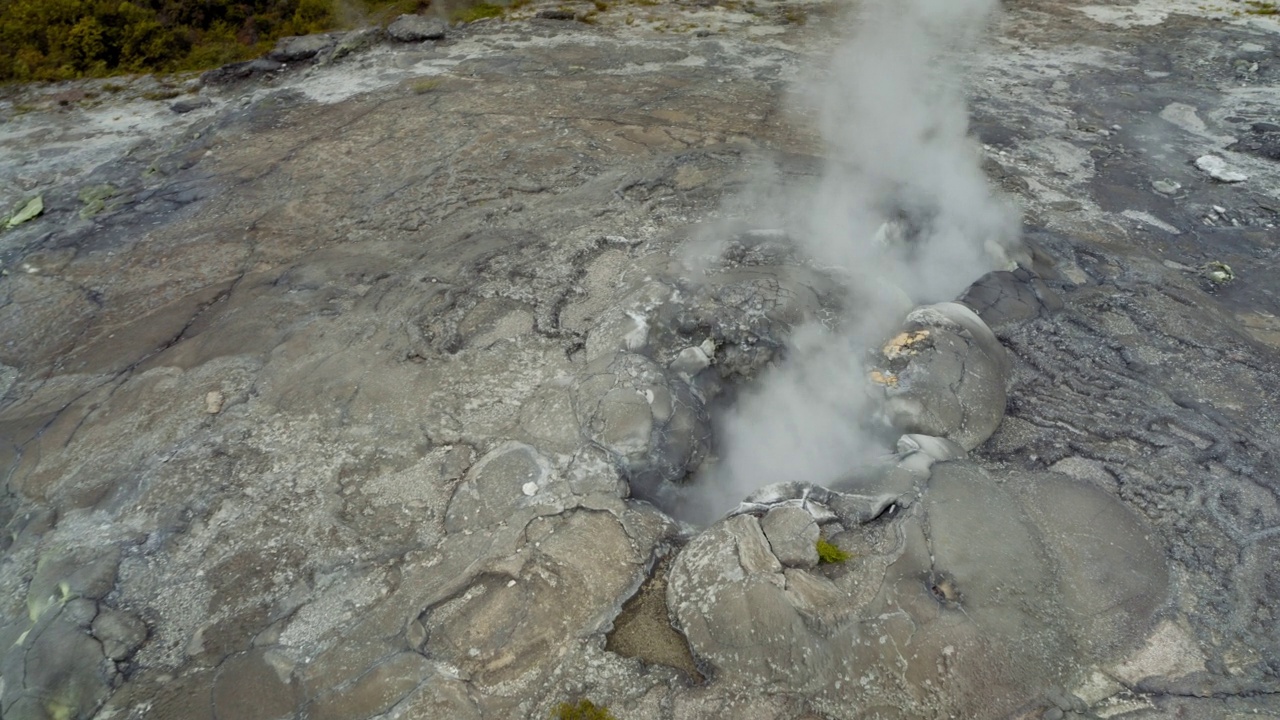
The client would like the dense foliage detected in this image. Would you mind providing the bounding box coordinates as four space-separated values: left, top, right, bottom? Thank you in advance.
0 0 422 82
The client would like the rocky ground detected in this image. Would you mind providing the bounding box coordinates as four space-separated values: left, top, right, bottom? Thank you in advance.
1 0 1279 718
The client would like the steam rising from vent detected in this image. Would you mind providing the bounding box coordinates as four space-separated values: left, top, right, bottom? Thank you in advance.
680 0 1018 524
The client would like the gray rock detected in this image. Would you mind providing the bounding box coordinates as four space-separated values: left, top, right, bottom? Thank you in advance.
1151 179 1181 195
0 362 16 397
200 58 284 85
573 353 710 495
1 604 114 720
169 98 212 114
29 545 121 608
267 34 335 62
323 27 385 63
444 442 558 533
956 267 1063 329
91 608 148 660
760 505 819 568
1195 154 1247 183
871 302 1010 450
1238 41 1269 59
387 14 447 42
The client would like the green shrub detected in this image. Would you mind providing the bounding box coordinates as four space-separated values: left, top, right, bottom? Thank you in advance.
452 2 505 22
553 699 618 720
816 538 851 564
0 0 466 81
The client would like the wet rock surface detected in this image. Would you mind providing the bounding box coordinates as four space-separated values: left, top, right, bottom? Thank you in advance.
0 1 1279 719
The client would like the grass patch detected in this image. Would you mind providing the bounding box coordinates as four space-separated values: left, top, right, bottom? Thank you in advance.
1245 1 1279 14
782 7 806 24
141 88 182 101
554 699 618 720
452 2 506 22
78 183 117 219
816 538 851 564
408 77 440 93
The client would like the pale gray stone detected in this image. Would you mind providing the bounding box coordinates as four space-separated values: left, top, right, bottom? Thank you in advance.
387 15 447 42
760 506 819 568
268 34 335 63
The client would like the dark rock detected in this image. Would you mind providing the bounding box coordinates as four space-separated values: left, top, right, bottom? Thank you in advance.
1230 132 1280 161
267 34 336 63
537 9 578 20
200 58 285 85
170 98 212 114
91 609 149 660
958 267 1064 329
386 14 447 42
323 27 384 63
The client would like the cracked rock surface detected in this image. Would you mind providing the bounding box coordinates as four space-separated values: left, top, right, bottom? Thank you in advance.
668 455 1169 719
1 0 1280 718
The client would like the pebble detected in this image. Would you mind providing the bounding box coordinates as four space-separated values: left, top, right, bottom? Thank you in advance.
204 390 224 414
1194 155 1247 183
1152 179 1181 195
521 482 538 496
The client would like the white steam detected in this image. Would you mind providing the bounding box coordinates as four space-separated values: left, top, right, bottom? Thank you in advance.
682 0 1017 524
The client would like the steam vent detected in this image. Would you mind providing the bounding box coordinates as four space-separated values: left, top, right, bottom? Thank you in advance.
2 0 1280 718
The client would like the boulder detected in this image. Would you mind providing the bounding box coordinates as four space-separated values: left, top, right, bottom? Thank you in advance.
267 34 336 63
572 353 710 496
760 505 820 568
387 15 447 42
668 460 1169 720
957 267 1063 329
869 302 1010 450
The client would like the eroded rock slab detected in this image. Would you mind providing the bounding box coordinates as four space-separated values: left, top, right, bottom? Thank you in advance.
1 0 1279 718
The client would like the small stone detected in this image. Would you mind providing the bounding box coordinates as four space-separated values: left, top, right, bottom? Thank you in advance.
92 609 149 660
669 346 711 376
1202 261 1234 284
521 482 538 496
387 14 447 42
1194 155 1247 183
1151 179 1180 195
205 390 225 414
170 98 212 114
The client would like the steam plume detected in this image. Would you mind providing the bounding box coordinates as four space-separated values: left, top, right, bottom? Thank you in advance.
682 0 1018 524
